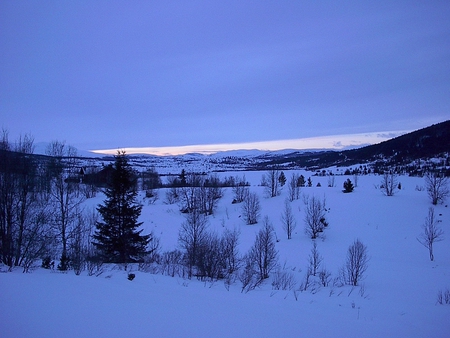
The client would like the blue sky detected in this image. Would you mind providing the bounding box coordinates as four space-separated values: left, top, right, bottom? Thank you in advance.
1 1 449 154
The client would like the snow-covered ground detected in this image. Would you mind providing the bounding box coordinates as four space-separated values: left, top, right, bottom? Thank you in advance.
1 171 449 337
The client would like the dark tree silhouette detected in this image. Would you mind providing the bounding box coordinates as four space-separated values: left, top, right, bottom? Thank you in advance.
343 178 354 193
93 151 150 264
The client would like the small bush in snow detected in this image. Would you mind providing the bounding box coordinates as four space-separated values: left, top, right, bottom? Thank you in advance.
271 268 297 291
318 268 332 287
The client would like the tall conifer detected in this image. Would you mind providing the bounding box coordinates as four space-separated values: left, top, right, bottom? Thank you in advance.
93 151 150 263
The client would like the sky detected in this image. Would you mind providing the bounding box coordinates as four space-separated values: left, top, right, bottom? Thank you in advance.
1 1 449 155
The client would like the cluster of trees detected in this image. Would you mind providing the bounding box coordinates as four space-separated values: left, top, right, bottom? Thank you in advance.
2 132 448 297
296 239 369 293
164 173 226 215
0 133 97 272
0 134 153 273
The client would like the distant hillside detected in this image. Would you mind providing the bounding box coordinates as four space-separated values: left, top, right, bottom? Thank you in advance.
257 120 450 169
2 121 449 175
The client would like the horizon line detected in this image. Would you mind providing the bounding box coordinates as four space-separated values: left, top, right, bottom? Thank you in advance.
90 130 409 156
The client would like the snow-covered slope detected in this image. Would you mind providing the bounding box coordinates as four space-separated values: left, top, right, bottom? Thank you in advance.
1 172 449 337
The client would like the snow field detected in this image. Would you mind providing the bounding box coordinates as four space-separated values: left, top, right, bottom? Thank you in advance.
1 171 449 337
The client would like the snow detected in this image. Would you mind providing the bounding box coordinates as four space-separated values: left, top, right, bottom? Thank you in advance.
1 172 449 337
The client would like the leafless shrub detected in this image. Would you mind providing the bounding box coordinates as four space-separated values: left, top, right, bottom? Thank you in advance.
417 207 444 261
178 209 209 278
346 239 369 286
165 185 179 205
242 191 260 225
308 241 323 276
318 268 332 287
264 169 281 198
271 268 297 291
333 265 347 287
281 199 297 239
196 232 223 281
220 228 241 277
86 257 104 277
288 172 301 201
232 175 248 204
299 267 313 291
160 250 185 277
238 254 263 293
425 173 449 205
380 172 398 196
138 235 161 273
437 288 450 305
146 189 159 204
304 195 327 239
248 216 279 280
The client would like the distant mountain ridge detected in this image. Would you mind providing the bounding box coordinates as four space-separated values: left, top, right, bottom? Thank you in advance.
4 120 449 173
255 120 450 169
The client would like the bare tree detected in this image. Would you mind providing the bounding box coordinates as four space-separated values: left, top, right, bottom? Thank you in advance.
346 239 369 286
308 241 323 276
380 172 398 196
248 216 278 280
417 207 444 261
287 172 300 202
239 253 261 293
281 199 296 239
164 176 180 204
196 231 222 280
220 228 241 277
232 175 248 204
200 174 223 215
327 175 335 188
69 210 91 275
178 209 209 278
19 198 55 272
242 190 260 225
425 173 449 205
46 141 85 270
304 195 327 239
264 169 281 198
178 174 222 215
179 174 201 213
0 131 52 270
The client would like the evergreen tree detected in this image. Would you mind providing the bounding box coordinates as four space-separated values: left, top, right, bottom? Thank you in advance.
343 178 354 193
93 151 150 263
278 171 286 187
179 169 187 187
297 175 306 187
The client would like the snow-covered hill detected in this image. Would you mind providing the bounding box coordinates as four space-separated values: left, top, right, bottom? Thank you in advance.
1 172 449 337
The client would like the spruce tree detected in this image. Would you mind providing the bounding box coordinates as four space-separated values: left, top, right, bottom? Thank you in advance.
343 178 354 193
93 150 150 263
278 171 286 187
